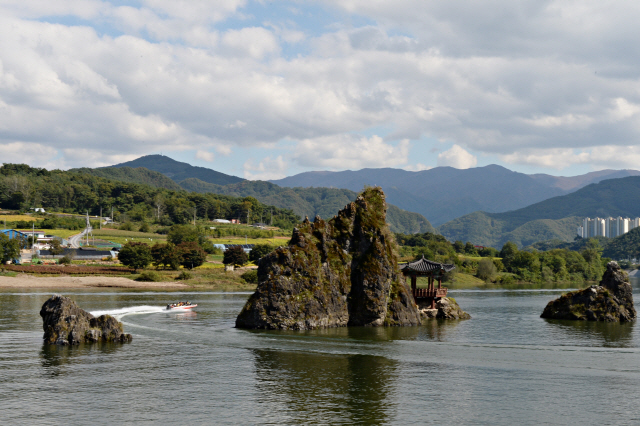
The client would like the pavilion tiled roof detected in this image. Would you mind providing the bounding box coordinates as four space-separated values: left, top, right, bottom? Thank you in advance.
399 256 456 274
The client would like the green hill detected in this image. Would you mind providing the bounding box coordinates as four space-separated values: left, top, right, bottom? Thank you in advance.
177 178 436 234
72 166 183 191
438 176 640 248
75 164 436 235
109 154 244 186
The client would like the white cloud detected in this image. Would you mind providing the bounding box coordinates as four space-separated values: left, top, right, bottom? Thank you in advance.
502 146 640 171
1 0 640 174
294 135 410 169
195 150 215 162
243 155 288 180
404 163 431 172
437 145 477 169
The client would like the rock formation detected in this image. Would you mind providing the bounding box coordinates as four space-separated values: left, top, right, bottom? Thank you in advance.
236 187 421 330
40 294 133 345
419 297 471 320
541 261 636 322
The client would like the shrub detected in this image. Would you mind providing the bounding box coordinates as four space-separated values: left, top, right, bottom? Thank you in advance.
201 240 221 254
175 270 193 281
135 271 162 282
119 222 135 231
476 258 497 281
241 269 258 283
151 243 180 270
58 255 73 265
139 223 150 233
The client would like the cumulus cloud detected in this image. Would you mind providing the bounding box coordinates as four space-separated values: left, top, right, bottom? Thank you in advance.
294 136 410 169
195 150 215 162
243 155 288 180
437 145 477 169
404 163 432 172
1 0 640 173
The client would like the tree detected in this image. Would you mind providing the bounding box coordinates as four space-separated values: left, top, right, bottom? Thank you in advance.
464 242 478 255
49 238 64 256
476 258 497 281
118 242 152 270
0 234 20 263
223 246 247 268
249 243 273 263
176 242 206 270
500 241 519 271
453 241 465 253
151 243 180 270
167 224 204 245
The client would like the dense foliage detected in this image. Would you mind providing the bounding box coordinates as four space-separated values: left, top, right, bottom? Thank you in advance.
118 242 153 270
396 232 608 284
0 234 21 263
248 243 274 263
0 163 300 228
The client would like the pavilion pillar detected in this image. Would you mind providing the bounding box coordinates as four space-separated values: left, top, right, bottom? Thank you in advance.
438 277 442 289
411 275 416 293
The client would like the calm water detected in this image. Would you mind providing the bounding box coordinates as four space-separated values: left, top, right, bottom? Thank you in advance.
2 282 640 425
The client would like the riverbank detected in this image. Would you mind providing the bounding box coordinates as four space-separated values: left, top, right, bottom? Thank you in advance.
0 275 257 291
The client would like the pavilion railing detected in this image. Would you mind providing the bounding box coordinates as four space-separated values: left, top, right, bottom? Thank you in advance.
412 288 448 299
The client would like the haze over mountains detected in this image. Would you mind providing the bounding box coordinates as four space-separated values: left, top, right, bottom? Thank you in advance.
272 166 640 226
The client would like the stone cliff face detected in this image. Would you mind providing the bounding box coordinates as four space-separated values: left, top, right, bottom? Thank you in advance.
236 187 421 330
40 295 133 345
418 297 471 320
541 261 636 322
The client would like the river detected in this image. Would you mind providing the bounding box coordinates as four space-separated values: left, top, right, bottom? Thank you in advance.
2 281 640 425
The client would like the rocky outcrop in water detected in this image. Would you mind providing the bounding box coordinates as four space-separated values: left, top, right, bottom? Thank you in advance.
40 295 133 345
236 187 421 330
541 261 636 322
419 297 471 320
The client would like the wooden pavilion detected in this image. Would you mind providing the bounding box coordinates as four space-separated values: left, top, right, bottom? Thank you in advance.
399 256 455 309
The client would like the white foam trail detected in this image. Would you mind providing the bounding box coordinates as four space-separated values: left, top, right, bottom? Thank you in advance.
90 305 165 318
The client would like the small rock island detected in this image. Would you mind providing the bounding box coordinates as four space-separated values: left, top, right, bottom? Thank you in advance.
40 294 132 345
236 187 468 330
541 261 636 322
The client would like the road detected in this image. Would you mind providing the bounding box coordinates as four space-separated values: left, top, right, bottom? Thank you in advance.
68 225 92 248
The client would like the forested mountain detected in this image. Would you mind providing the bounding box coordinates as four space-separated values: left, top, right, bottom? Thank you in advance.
109 155 244 186
72 166 183 191
179 178 435 234
438 176 640 248
89 156 436 234
272 165 640 226
0 164 299 228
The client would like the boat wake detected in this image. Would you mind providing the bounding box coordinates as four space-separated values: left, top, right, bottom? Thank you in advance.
90 305 165 319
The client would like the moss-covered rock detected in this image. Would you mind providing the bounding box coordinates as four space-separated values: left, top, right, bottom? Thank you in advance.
40 295 132 345
236 187 421 330
541 261 636 322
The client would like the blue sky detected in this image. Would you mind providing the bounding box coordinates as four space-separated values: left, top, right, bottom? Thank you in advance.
2 0 640 179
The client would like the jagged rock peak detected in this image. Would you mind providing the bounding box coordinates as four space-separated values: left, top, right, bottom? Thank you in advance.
40 295 132 345
236 187 421 330
541 261 636 322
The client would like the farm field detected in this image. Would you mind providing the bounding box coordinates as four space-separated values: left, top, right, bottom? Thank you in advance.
1 215 38 223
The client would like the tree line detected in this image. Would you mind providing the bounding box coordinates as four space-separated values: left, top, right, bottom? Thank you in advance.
0 164 300 228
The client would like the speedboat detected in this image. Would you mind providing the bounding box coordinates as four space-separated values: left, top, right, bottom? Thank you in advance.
166 303 197 311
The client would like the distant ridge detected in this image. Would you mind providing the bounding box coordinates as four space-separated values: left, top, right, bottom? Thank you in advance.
438 175 640 248
271 165 640 226
108 154 244 186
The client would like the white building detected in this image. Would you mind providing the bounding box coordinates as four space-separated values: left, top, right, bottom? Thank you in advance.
580 216 638 238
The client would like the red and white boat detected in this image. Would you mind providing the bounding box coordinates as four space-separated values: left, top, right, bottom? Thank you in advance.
166 303 197 311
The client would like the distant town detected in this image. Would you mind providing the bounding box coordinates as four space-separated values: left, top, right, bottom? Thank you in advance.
578 217 640 239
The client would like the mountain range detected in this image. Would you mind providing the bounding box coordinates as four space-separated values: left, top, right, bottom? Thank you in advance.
77 155 436 235
438 176 640 248
271 166 640 226
77 154 640 248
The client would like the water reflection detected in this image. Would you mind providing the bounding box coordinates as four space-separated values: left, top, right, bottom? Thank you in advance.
40 343 123 378
542 319 635 347
253 349 398 425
